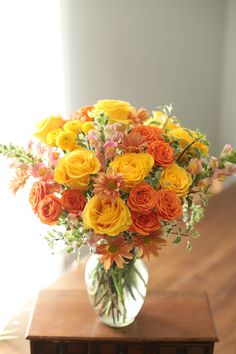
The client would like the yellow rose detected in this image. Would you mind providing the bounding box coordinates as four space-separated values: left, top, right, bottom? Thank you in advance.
81 121 94 135
63 120 82 134
56 131 78 151
54 150 101 190
46 128 62 147
110 153 154 190
83 195 131 236
160 163 192 197
93 99 133 125
169 127 208 155
146 111 179 131
34 115 64 143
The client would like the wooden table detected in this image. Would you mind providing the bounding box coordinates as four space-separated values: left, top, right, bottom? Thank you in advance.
2 183 236 354
26 288 218 354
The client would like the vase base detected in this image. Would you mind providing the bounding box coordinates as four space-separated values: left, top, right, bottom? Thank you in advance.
100 316 135 328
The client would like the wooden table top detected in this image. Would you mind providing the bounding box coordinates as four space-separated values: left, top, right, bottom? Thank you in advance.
26 289 218 343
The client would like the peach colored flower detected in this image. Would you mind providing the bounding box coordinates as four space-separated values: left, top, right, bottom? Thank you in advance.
121 131 148 152
96 235 134 270
70 106 94 122
128 108 149 125
133 232 166 259
9 162 30 194
9 174 28 194
93 170 125 201
187 158 203 176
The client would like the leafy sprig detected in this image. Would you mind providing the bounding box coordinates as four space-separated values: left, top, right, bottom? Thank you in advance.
0 143 37 165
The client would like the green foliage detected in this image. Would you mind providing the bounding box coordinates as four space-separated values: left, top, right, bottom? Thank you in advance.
219 150 236 168
156 103 173 116
0 143 37 165
144 167 163 188
95 112 109 127
87 259 147 325
45 215 87 254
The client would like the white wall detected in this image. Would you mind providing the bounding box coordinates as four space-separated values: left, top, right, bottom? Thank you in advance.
220 0 236 153
60 0 225 153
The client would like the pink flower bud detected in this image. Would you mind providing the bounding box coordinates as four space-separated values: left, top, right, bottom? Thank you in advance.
221 144 233 157
187 158 203 175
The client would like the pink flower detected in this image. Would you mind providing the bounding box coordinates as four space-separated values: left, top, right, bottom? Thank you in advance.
224 162 236 176
87 129 102 148
198 177 211 190
67 213 79 227
212 163 236 181
48 150 60 168
121 131 148 152
87 231 103 248
104 123 123 141
30 162 54 180
29 142 47 159
93 170 125 201
220 144 233 157
104 140 118 160
210 157 218 170
187 158 203 176
95 150 106 170
210 154 236 181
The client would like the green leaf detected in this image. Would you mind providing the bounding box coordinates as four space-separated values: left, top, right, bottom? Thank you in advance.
191 230 200 239
173 235 182 244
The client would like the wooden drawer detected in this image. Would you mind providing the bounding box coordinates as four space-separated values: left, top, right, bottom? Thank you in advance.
30 341 214 354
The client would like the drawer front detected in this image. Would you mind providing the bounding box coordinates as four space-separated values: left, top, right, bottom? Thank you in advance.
30 341 214 354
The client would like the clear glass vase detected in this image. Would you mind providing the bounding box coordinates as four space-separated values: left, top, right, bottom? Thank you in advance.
85 254 148 328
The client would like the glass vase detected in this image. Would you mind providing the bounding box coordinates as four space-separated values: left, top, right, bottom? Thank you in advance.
84 254 148 328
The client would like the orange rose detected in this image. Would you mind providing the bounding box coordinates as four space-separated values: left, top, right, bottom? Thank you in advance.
29 181 49 214
147 140 174 167
156 190 182 220
127 183 157 214
129 210 160 236
131 125 164 144
38 194 62 225
61 189 86 217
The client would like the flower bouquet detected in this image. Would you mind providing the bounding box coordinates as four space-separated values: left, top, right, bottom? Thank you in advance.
1 99 236 327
